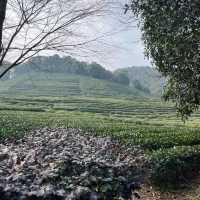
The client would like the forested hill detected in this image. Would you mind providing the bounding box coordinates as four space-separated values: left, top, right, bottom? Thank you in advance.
14 55 130 86
115 66 165 97
1 55 165 97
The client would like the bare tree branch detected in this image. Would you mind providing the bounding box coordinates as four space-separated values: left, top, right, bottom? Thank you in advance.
0 0 110 77
0 0 7 59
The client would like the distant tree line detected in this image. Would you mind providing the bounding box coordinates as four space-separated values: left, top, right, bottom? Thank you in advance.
15 55 130 86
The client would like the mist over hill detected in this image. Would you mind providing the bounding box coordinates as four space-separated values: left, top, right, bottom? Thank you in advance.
1 55 164 97
115 66 165 97
14 55 130 86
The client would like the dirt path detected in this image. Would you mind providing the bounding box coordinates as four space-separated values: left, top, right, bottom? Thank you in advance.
139 178 200 200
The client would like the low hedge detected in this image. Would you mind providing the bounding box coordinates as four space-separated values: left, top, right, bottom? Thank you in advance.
151 145 200 187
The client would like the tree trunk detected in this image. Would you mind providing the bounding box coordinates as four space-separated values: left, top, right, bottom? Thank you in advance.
0 0 7 64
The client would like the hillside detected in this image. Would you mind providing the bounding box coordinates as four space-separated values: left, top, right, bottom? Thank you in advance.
0 55 156 98
115 66 165 97
14 55 130 86
0 72 144 97
0 55 166 98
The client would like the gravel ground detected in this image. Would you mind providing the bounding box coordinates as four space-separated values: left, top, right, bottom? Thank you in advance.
0 128 149 200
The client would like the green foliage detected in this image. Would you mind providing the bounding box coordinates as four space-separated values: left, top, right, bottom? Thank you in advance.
1 96 200 189
0 96 200 150
192 197 200 200
0 72 141 97
8 55 165 97
151 146 200 187
133 80 150 94
115 66 164 97
113 70 130 85
16 55 129 85
130 0 200 119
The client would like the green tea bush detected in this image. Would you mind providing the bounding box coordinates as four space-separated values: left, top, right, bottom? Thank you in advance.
151 146 200 187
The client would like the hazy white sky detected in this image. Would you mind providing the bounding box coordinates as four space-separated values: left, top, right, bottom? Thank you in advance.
73 2 151 71
97 27 151 71
4 0 151 71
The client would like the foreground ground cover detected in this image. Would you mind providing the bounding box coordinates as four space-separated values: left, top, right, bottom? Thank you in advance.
1 96 200 197
0 128 147 200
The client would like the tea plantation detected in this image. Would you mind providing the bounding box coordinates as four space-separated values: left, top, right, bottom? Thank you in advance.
1 95 200 188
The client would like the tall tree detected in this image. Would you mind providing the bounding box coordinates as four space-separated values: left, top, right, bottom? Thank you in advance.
0 0 7 57
129 0 200 119
0 0 107 78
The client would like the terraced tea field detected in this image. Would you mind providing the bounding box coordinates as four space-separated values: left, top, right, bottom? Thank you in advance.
0 95 200 141
1 95 200 189
0 73 140 97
